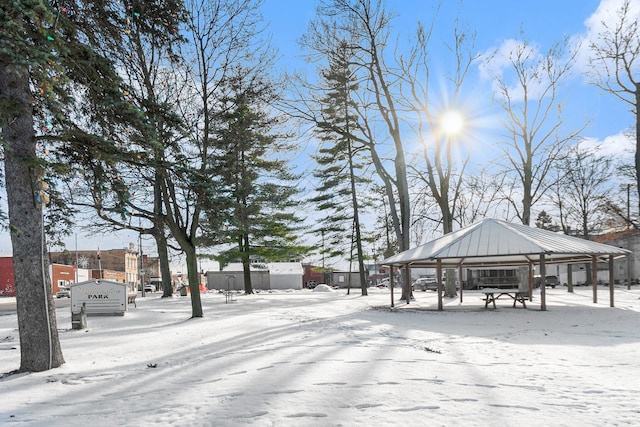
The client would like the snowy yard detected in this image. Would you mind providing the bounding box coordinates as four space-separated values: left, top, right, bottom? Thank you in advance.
1 286 639 426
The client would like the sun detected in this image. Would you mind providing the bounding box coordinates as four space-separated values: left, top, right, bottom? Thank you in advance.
440 110 465 136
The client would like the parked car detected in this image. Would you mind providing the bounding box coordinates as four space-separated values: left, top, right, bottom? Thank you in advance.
306 280 318 289
56 287 71 298
534 275 560 288
413 277 438 291
144 283 156 293
544 275 559 288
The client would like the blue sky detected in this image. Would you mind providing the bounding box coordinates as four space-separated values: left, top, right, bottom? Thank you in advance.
263 0 635 149
262 0 639 255
1 0 638 268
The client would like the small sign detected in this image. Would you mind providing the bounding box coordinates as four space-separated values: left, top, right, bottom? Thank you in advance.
71 279 128 316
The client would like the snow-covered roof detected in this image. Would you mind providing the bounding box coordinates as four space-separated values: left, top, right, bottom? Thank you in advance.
382 218 630 268
268 262 304 275
222 263 268 272
221 262 303 274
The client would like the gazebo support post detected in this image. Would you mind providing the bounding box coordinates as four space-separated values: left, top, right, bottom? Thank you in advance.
592 255 598 304
528 262 534 301
389 265 394 308
405 265 410 305
540 254 546 311
627 254 632 290
458 264 464 303
609 255 614 307
437 259 443 311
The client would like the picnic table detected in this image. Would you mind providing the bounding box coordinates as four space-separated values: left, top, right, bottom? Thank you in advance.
478 288 527 309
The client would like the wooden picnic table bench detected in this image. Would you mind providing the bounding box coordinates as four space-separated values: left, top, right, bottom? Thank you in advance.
477 288 527 309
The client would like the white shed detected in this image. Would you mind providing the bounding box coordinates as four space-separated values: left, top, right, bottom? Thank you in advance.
267 262 304 290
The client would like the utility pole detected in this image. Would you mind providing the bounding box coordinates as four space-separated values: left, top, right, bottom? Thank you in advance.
139 219 145 297
627 183 632 227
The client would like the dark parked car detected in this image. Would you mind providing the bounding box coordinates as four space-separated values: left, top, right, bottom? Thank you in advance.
545 275 559 288
534 275 560 288
413 277 438 291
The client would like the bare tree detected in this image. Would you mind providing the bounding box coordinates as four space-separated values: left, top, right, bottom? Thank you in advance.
484 33 586 225
551 142 615 238
304 0 412 255
297 0 415 300
401 21 479 235
587 0 640 220
455 170 508 227
398 17 481 298
156 0 267 316
548 142 615 291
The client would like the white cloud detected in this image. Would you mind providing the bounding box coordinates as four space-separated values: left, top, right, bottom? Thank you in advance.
478 38 565 103
477 39 523 81
581 131 635 158
574 0 640 75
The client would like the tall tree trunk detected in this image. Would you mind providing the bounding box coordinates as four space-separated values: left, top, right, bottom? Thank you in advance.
567 264 574 293
241 233 253 294
348 143 367 296
152 172 173 297
184 244 203 318
1 60 64 371
152 230 172 298
522 148 533 226
441 203 457 298
635 83 640 218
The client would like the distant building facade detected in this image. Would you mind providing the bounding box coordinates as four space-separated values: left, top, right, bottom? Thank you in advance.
0 258 90 296
50 263 75 294
49 243 139 286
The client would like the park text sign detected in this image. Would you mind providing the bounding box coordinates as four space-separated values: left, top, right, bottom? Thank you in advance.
71 279 128 316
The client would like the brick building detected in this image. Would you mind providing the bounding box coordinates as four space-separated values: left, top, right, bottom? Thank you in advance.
50 263 75 294
49 243 139 286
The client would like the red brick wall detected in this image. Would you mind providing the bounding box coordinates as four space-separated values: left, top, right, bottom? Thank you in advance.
51 264 76 293
0 257 15 297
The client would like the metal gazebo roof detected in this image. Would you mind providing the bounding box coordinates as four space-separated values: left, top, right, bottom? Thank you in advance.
381 218 630 268
380 219 630 311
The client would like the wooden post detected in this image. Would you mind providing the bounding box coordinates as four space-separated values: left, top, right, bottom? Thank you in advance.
609 255 614 308
437 259 443 311
389 265 394 308
592 255 598 304
458 264 464 303
626 254 631 290
540 254 546 311
405 266 410 305
528 262 534 301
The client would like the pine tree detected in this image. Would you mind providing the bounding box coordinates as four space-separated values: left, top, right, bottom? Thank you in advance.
62 1 187 300
312 41 370 296
209 69 305 294
535 211 559 231
0 0 182 372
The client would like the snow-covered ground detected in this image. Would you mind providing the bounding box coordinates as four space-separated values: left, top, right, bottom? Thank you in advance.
1 286 639 426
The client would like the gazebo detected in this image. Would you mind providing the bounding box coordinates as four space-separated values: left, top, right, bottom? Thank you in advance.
381 219 631 310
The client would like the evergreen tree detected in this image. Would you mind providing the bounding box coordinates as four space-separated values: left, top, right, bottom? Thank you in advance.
63 1 187 299
312 41 369 296
535 211 559 231
0 0 181 372
210 69 305 294
152 0 268 314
